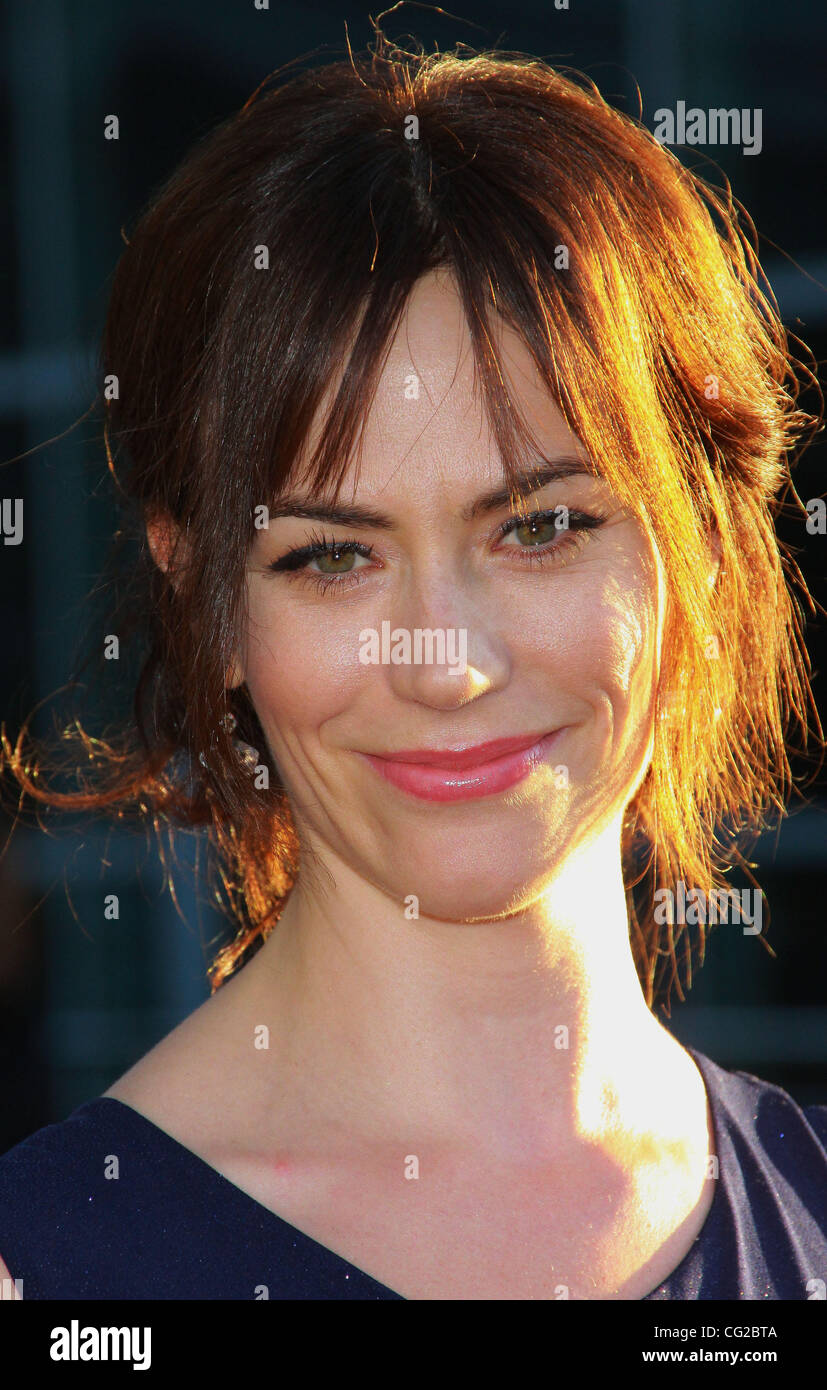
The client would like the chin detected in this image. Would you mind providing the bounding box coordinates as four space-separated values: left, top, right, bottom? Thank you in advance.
380 851 554 924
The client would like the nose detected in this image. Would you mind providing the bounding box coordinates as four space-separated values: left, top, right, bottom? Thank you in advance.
381 575 511 710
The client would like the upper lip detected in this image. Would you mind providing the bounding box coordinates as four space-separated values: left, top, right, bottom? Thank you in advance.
363 732 555 769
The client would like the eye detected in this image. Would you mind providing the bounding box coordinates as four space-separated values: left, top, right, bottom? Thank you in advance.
308 544 369 575
265 507 609 598
496 507 607 562
267 530 376 595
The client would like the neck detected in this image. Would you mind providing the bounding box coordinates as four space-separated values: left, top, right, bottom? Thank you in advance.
237 814 690 1159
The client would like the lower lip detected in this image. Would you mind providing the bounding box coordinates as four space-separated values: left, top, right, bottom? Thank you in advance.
359 730 565 802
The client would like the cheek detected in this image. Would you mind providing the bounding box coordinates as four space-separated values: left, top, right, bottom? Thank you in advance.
591 531 660 698
508 550 657 708
240 595 369 735
599 584 653 702
582 553 661 763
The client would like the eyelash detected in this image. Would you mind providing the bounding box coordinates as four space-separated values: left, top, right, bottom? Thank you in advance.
267 510 608 597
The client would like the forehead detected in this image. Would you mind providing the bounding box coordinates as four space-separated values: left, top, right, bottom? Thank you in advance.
290 267 586 511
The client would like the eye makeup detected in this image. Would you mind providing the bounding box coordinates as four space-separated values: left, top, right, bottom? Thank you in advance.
265 507 610 597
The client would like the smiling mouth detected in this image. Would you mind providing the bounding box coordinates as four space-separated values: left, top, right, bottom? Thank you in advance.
357 728 566 802
363 732 556 770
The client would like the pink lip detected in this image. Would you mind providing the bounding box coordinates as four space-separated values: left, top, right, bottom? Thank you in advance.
358 729 565 802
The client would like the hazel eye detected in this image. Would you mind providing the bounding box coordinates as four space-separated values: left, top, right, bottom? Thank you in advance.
267 531 377 596
496 507 607 563
504 515 561 548
312 546 367 574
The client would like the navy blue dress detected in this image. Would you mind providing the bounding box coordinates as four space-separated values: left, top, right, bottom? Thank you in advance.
0 1047 825 1299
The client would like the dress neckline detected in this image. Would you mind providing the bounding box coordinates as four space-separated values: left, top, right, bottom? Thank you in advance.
86 1045 725 1301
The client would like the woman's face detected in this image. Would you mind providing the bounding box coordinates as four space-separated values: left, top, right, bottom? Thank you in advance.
239 268 665 920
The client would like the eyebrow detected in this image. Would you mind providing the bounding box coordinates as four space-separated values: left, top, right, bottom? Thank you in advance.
268 456 598 530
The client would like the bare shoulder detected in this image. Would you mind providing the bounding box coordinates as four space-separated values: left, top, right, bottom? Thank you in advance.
0 1253 21 1298
102 968 260 1147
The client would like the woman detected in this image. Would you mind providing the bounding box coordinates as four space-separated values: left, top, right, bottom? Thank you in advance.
0 32 825 1301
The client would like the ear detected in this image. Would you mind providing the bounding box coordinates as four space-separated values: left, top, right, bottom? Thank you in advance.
145 512 246 690
146 512 181 577
226 651 246 690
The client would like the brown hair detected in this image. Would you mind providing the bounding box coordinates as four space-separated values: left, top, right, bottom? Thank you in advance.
2 29 823 1010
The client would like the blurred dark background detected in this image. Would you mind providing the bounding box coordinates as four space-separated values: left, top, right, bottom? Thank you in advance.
0 0 825 1151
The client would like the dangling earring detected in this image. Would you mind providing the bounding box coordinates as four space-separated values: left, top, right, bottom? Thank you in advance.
220 712 260 772
198 711 260 774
